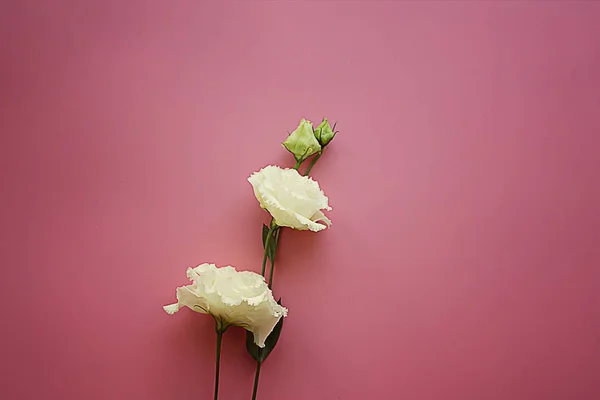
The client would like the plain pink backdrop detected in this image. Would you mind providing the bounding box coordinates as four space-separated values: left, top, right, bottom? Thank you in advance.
1 1 600 399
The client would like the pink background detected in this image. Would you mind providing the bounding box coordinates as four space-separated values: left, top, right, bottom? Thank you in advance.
1 1 600 399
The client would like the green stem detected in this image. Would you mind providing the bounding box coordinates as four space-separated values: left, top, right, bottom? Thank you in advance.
251 147 327 400
304 152 322 176
260 225 276 276
268 228 280 288
214 328 224 400
251 361 262 400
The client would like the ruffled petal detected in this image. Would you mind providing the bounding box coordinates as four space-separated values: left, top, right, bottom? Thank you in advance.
312 210 331 227
163 285 210 315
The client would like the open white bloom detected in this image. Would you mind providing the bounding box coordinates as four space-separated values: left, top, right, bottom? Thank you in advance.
163 263 288 347
248 165 332 232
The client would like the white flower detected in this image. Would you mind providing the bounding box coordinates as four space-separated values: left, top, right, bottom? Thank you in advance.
248 165 332 232
163 263 288 347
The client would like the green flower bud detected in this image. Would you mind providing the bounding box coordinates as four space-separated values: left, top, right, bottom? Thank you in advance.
314 118 336 147
282 118 321 162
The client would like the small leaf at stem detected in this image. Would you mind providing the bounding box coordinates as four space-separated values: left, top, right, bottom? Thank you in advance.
245 299 285 362
245 330 262 362
261 224 278 262
262 224 269 247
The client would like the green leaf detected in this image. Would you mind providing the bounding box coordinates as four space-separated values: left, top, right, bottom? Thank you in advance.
245 329 262 362
245 299 285 363
261 224 278 262
262 224 269 248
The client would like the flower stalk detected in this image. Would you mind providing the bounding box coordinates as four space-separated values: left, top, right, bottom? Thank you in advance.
267 228 280 288
304 151 322 176
250 150 326 400
251 361 262 400
214 328 224 400
261 225 277 276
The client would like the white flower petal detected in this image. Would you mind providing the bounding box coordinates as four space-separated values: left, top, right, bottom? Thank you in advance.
250 304 288 347
312 210 332 227
164 285 211 315
293 211 328 232
163 303 179 315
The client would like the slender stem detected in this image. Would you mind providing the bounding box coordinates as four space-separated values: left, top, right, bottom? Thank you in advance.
251 148 327 400
260 226 276 276
214 329 224 400
304 152 322 176
268 228 280 288
251 361 262 400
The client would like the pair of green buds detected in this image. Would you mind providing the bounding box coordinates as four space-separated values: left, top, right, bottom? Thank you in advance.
282 118 337 163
